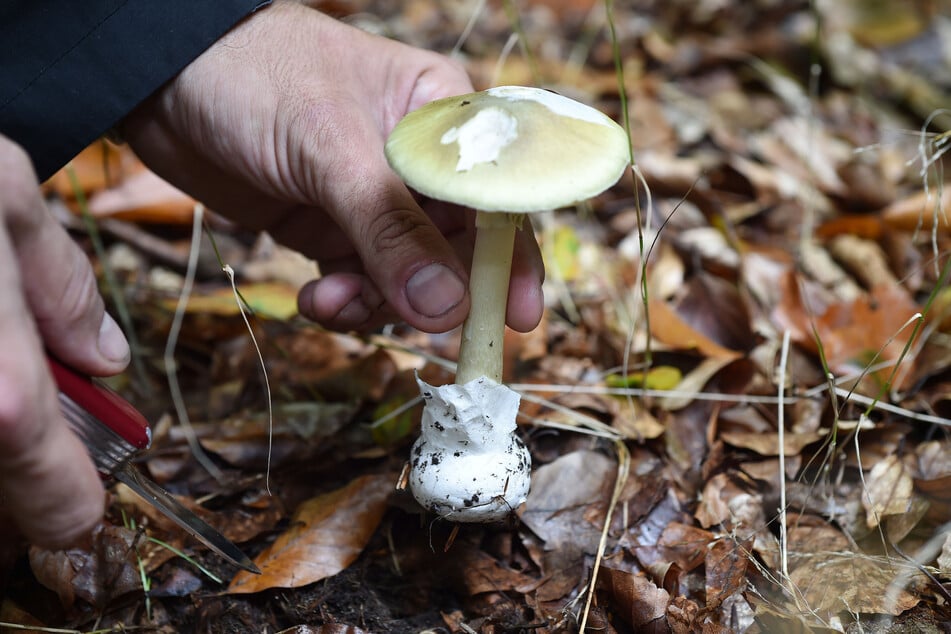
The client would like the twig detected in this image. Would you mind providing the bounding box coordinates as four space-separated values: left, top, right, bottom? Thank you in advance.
777 330 792 595
164 204 223 481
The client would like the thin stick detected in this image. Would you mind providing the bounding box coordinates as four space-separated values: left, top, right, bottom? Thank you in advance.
579 440 630 632
777 329 791 591
223 264 273 495
164 204 223 481
450 0 486 58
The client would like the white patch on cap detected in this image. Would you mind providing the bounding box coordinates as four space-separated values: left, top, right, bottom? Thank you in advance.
486 85 610 126
441 107 518 172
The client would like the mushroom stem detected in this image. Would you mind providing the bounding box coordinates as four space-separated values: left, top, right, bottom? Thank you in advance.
456 211 517 385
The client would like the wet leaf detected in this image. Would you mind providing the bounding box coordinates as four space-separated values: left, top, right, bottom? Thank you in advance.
228 474 392 593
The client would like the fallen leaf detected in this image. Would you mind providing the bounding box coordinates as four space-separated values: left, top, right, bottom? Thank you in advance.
656 523 715 573
719 429 825 456
43 140 132 198
938 533 951 574
29 524 141 608
882 184 951 232
649 297 744 360
774 272 921 377
606 365 683 390
787 522 922 617
705 537 752 611
162 282 300 320
862 454 915 528
228 474 392 593
0 600 46 634
598 565 670 629
521 450 615 551
87 168 196 223
453 548 537 596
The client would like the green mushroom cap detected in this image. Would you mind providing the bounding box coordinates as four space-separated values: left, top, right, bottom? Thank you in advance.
385 85 630 212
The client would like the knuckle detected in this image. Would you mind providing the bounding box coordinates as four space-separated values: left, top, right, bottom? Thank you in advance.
53 260 102 330
364 207 430 254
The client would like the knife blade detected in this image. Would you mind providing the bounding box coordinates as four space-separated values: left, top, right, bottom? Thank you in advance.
48 355 260 574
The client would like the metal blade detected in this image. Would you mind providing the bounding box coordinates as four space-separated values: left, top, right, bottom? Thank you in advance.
113 465 260 574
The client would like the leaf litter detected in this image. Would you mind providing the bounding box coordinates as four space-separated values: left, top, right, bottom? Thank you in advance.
5 0 951 632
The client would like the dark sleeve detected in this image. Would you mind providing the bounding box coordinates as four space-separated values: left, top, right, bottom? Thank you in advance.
0 0 270 180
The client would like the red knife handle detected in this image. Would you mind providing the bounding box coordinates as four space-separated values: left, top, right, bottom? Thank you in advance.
47 355 152 453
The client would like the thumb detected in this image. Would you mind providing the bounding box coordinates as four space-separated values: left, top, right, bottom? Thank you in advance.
328 160 471 333
0 138 109 547
2 141 130 376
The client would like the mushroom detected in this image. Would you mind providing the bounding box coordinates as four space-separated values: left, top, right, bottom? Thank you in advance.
385 85 629 521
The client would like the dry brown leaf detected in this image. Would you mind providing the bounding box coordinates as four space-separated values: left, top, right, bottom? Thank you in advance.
916 439 951 479
718 429 825 456
42 140 135 198
938 533 951 575
774 272 921 376
228 474 392 594
0 599 47 634
705 537 752 611
788 523 921 617
453 548 537 596
674 274 753 352
521 450 615 551
88 168 196 223
827 234 898 288
649 297 744 360
29 524 141 608
667 595 702 634
862 454 915 528
815 214 885 240
598 565 670 629
659 357 737 411
882 187 951 232
656 522 714 573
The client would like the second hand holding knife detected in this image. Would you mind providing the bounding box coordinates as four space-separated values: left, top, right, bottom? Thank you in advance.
48 354 260 574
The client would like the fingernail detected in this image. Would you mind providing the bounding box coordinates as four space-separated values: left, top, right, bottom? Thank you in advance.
98 313 130 364
335 297 372 327
406 264 466 318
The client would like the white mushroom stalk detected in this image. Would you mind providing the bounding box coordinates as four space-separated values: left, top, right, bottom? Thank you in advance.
385 86 629 522
456 211 516 385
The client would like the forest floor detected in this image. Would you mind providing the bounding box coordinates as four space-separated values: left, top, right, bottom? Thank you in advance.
4 0 951 632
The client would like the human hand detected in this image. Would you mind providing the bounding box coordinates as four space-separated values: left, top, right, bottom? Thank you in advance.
122 1 544 334
0 136 130 548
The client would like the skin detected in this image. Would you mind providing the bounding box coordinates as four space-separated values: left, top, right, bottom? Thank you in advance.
0 1 543 550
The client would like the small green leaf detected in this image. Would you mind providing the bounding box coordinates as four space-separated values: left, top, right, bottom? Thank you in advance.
606 365 682 390
369 398 418 446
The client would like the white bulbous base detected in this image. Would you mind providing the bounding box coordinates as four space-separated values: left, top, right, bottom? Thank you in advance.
408 376 531 522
